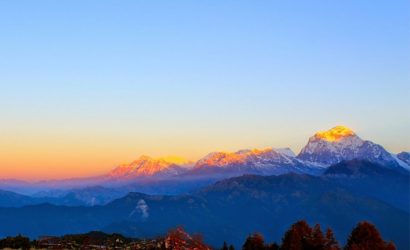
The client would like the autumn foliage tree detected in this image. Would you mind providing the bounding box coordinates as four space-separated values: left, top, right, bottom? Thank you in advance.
281 220 312 250
345 222 396 250
165 226 211 250
324 228 340 250
280 220 341 250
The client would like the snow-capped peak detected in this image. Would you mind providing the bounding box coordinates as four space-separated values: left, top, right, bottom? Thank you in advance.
109 155 189 178
194 147 311 173
274 148 296 157
297 126 399 168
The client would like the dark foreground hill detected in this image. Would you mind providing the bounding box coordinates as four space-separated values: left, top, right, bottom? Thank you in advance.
0 162 408 249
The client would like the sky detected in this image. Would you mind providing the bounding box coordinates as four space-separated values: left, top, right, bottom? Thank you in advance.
0 1 409 180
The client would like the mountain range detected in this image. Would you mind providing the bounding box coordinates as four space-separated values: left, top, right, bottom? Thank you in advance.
0 125 409 206
0 160 408 249
0 125 409 249
107 125 410 179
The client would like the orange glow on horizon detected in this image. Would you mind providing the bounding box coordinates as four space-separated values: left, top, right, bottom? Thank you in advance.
1 125 406 181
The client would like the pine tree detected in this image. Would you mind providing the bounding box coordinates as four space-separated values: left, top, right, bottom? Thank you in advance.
221 241 229 250
345 221 396 250
324 228 340 250
229 245 235 250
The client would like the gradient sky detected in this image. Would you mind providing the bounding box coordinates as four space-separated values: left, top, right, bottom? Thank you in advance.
1 1 409 180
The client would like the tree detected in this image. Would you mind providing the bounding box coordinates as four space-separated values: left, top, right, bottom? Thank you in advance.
221 241 229 250
304 224 326 250
385 242 396 250
265 242 280 250
345 221 396 250
165 226 211 250
242 233 265 250
323 228 340 250
281 220 312 250
0 235 31 250
229 245 235 250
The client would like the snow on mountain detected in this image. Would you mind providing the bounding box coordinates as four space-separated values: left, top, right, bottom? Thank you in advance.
193 147 322 175
297 126 399 168
395 152 410 170
397 152 410 165
108 126 408 180
274 147 296 157
109 155 190 179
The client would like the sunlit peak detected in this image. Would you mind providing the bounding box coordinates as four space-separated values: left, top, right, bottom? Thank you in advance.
315 126 355 142
158 156 190 165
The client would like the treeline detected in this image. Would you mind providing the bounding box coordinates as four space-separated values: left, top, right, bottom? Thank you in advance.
221 221 395 250
0 220 396 250
0 235 30 249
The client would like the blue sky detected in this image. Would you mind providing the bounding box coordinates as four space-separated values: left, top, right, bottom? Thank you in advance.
0 1 409 178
